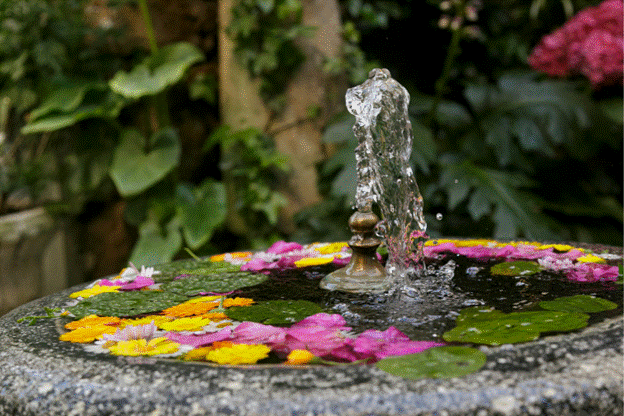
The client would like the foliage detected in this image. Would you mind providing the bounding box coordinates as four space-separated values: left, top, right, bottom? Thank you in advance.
161 272 268 296
375 346 487 379
67 290 189 318
296 0 622 246
225 299 323 325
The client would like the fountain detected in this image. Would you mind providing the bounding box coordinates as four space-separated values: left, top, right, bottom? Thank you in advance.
0 69 621 416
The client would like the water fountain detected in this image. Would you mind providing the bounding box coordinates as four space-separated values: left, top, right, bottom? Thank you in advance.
0 69 621 416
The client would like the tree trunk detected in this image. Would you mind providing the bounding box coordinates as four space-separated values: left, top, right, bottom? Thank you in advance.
218 0 346 235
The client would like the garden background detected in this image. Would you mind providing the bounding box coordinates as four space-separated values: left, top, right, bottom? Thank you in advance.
0 0 621 314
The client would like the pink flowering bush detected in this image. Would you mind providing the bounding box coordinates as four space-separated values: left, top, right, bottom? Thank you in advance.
528 0 623 89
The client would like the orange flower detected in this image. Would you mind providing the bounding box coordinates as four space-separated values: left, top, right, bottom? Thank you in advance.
65 315 122 330
60 325 118 343
182 346 213 361
223 297 254 308
162 301 219 317
284 349 315 365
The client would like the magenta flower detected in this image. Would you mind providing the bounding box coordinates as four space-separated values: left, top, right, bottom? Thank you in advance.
240 258 276 273
98 275 155 291
266 241 303 254
231 322 287 346
103 323 159 342
352 327 444 362
166 327 233 348
528 0 623 89
567 263 619 282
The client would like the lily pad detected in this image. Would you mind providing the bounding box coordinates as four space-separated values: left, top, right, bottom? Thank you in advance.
375 346 487 379
443 310 589 345
161 272 267 296
67 291 189 318
539 295 618 313
490 260 542 276
225 300 323 325
455 306 506 325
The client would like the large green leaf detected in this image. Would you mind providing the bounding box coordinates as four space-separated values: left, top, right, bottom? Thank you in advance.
376 346 487 379
539 295 618 313
161 272 267 296
129 217 183 267
109 128 180 197
109 42 204 98
67 290 189 318
490 260 542 276
176 180 227 250
225 300 323 325
443 310 589 345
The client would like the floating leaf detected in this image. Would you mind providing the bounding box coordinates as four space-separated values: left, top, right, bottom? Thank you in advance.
225 300 323 325
455 306 506 325
67 291 189 318
539 295 618 313
375 346 487 379
490 260 542 276
443 310 589 345
161 272 267 296
109 128 181 197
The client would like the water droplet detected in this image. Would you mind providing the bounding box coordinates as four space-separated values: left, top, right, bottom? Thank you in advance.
436 213 443 220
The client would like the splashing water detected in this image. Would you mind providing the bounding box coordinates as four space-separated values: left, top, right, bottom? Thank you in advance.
346 68 428 284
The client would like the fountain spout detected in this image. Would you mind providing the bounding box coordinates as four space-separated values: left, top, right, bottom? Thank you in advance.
320 68 428 292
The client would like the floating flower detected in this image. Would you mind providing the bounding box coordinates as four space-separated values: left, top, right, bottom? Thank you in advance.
205 343 271 365
108 337 182 357
223 297 255 308
64 315 122 330
182 346 214 361
158 316 216 332
279 314 352 357
60 325 118 343
567 263 619 282
266 241 303 254
103 322 160 342
121 315 172 327
166 327 233 347
314 242 349 255
284 349 316 365
162 301 219 317
232 322 287 346
294 257 335 268
69 284 120 299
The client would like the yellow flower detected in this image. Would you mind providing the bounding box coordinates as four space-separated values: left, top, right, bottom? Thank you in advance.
210 251 252 262
60 325 118 343
576 254 606 264
69 285 120 299
205 343 271 365
284 349 315 365
223 297 254 308
182 346 213 361
158 316 215 332
536 243 577 252
295 257 334 268
184 296 221 304
64 315 122 330
108 337 181 356
120 315 172 327
314 242 348 255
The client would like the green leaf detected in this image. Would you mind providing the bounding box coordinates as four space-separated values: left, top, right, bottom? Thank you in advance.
67 291 189 318
129 217 183 267
161 272 267 296
455 306 506 325
539 295 618 313
225 300 323 325
490 260 542 276
109 42 204 98
176 180 227 249
109 128 181 196
443 310 589 345
375 346 487 379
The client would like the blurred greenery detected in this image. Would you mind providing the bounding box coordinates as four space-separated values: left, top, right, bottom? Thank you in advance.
0 0 621 279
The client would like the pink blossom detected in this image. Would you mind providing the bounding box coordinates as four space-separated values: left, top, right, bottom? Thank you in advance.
352 327 444 362
103 323 159 342
231 322 287 346
240 258 276 273
567 263 619 282
165 327 233 347
98 275 155 290
266 241 303 254
528 0 623 89
273 313 352 357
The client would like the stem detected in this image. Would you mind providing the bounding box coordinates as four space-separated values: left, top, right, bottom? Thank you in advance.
426 23 464 126
137 0 171 129
138 0 159 55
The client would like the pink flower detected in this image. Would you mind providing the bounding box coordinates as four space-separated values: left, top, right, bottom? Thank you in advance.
232 322 286 346
275 313 352 357
352 327 444 362
240 258 276 273
103 323 159 342
528 0 623 89
266 241 303 254
567 263 619 282
98 275 155 290
166 327 233 347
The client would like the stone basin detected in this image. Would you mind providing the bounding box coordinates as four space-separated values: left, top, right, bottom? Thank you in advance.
0 241 622 416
